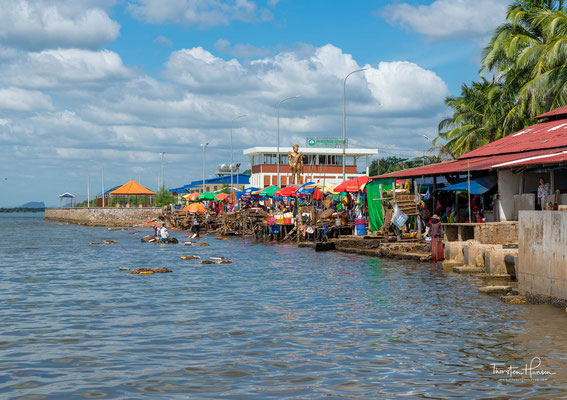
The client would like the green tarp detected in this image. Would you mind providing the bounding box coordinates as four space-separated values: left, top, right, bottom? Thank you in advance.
366 178 395 232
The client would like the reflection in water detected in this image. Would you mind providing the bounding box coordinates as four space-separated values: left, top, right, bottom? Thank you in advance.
0 213 566 399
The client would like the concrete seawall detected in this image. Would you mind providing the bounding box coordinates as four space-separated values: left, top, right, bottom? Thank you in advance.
45 208 162 227
518 211 567 307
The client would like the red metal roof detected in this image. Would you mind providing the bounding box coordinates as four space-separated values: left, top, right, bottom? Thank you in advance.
535 105 567 119
492 150 567 168
373 149 558 179
372 105 567 180
461 118 567 159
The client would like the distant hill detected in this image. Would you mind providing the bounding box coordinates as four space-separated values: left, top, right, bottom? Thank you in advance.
20 201 46 209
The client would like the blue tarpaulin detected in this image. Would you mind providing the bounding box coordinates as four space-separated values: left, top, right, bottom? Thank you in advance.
440 176 496 195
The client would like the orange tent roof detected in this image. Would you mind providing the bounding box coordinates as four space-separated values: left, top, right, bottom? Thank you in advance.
110 179 155 196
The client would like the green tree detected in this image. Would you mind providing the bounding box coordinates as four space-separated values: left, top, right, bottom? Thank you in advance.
482 0 567 127
369 156 436 176
155 186 175 207
438 79 506 157
437 1 567 157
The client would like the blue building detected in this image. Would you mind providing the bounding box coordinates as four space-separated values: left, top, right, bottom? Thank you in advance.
170 174 250 195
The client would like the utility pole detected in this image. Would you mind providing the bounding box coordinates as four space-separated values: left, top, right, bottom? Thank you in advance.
160 152 166 189
202 143 209 193
101 165 105 208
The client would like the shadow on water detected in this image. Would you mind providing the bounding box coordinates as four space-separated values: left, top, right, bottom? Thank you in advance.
0 213 566 399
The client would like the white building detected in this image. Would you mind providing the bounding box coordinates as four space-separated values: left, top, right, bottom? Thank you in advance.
243 145 378 188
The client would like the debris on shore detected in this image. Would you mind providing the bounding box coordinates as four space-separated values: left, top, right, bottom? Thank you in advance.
130 267 172 274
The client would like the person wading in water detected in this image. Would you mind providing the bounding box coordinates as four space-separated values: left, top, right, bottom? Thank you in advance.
429 215 444 262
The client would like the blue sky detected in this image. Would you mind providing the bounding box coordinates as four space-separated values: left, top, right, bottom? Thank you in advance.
0 0 510 206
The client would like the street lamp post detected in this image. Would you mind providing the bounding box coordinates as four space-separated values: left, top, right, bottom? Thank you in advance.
277 95 301 187
202 143 209 193
87 174 90 208
342 67 370 180
230 115 246 193
101 165 105 208
159 152 166 189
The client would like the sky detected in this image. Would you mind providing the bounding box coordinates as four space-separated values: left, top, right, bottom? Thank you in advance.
0 0 511 206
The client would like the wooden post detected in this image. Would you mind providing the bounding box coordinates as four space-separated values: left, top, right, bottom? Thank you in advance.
467 160 472 224
414 179 421 234
455 190 460 223
379 183 384 238
432 176 437 215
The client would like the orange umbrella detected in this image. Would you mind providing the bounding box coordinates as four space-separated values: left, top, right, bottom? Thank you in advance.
229 189 237 204
215 193 229 201
333 176 370 193
184 203 206 213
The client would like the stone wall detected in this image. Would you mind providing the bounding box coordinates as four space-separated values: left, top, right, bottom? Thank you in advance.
518 211 567 306
45 208 162 227
443 222 518 245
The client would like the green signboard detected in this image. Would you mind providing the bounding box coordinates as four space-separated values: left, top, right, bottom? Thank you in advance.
305 138 347 148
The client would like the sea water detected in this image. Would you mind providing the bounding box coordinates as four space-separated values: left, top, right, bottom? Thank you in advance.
1 213 566 399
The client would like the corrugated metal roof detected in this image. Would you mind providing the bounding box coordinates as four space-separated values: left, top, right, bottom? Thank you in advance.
535 105 567 119
372 105 567 180
462 119 567 159
492 150 567 168
374 149 556 179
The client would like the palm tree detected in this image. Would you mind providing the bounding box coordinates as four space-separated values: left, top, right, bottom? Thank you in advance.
437 79 505 157
437 0 567 158
482 0 567 126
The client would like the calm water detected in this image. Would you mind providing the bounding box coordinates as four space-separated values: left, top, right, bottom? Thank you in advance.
1 213 567 399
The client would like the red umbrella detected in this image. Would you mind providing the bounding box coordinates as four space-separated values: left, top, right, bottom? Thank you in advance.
274 186 299 197
333 176 370 193
313 187 323 201
215 193 229 201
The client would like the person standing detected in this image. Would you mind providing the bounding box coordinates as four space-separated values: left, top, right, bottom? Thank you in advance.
430 215 445 262
160 226 169 243
192 216 201 238
537 177 551 210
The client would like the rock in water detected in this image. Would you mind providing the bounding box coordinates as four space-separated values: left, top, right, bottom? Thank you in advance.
200 260 215 264
142 235 156 243
130 267 172 274
216 260 233 264
197 242 210 247
181 255 200 260
103 240 118 244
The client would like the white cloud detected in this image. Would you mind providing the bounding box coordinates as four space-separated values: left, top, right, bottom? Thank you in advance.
0 0 120 50
214 38 272 58
0 87 53 111
2 49 131 89
153 35 173 47
365 61 448 112
381 0 508 41
0 43 449 206
127 0 272 27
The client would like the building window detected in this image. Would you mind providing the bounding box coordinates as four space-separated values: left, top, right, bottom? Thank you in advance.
264 154 276 164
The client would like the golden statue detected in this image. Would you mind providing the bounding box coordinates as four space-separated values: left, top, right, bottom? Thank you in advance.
288 144 303 184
